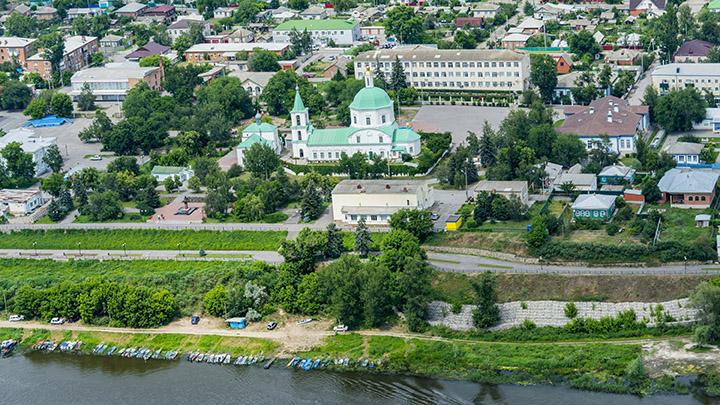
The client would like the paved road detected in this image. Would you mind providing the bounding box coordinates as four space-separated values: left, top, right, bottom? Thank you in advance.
412 105 512 147
2 249 284 264
426 252 720 275
626 61 659 106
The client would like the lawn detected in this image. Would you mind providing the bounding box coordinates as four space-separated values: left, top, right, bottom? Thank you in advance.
204 212 289 224
0 229 288 251
660 207 713 243
73 213 149 224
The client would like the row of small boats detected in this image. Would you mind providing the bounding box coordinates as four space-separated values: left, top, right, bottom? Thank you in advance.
103 344 179 361
287 357 380 370
185 351 265 366
32 340 62 351
1 340 17 357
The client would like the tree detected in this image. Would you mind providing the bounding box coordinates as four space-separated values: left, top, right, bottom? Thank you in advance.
396 256 432 332
23 98 47 120
280 228 328 274
2 80 33 110
597 64 612 92
242 143 279 179
388 208 434 243
642 176 662 204
384 6 425 44
5 14 35 37
50 93 73 118
655 4 679 63
571 70 599 105
248 49 281 72
47 199 64 222
42 144 63 173
289 28 312 56
523 1 534 15
655 87 706 132
139 55 172 68
389 56 408 91
195 76 254 123
379 229 425 273
287 0 308 11
530 54 557 104
479 121 497 168
611 70 635 98
626 356 647 384
569 30 601 59
203 285 227 317
690 282 720 345
527 215 548 248
77 82 96 111
86 190 122 221
107 156 139 175
354 217 372 258
300 186 323 221
173 34 193 58
472 272 500 329
163 176 180 193
374 60 387 89
41 172 65 197
78 110 113 143
39 33 65 84
325 223 344 258
1 142 35 182
552 133 587 166
642 85 659 123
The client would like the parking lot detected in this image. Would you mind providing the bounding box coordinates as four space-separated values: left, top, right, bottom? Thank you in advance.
412 105 512 147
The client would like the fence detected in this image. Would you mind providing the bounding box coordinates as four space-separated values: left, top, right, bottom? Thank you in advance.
538 189 554 215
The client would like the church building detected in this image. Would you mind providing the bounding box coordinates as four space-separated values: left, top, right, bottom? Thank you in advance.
290 69 422 161
236 113 283 167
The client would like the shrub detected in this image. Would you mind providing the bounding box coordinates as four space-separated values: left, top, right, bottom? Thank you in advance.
615 196 626 209
465 217 478 229
564 302 578 319
606 223 620 236
522 318 536 330
451 301 462 313
626 356 647 383
520 301 528 310
198 247 206 257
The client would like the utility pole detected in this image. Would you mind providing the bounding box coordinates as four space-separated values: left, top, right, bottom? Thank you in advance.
3 290 7 316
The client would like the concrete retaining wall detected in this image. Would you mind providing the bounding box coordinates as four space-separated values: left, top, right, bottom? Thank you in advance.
427 299 697 331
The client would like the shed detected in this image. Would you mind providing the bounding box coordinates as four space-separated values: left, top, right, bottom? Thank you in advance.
445 215 463 231
624 189 645 203
225 317 247 329
696 214 711 228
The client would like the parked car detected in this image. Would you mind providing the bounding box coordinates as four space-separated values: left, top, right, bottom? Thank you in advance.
267 321 277 330
191 316 200 325
50 317 64 325
333 325 348 333
90 155 102 161
431 213 439 221
8 315 24 322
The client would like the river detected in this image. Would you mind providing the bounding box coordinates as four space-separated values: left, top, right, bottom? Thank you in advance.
0 352 715 405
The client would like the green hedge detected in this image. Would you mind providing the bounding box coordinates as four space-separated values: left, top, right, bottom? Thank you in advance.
537 238 716 263
285 162 418 176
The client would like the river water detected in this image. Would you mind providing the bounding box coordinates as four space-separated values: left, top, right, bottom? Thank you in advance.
0 352 715 405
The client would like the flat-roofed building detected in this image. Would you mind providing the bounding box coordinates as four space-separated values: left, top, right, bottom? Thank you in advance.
116 2 147 17
0 189 44 216
69 62 164 101
353 46 530 92
273 19 361 45
184 42 289 62
331 180 435 225
0 127 57 175
652 63 720 97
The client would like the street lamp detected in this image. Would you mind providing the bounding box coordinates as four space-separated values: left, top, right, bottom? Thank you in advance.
33 241 37 256
77 242 81 256
684 256 687 273
177 243 181 257
459 167 469 201
540 256 543 271
123 242 126 257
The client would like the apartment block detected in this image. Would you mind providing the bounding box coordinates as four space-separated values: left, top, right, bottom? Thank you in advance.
0 37 36 68
27 36 98 80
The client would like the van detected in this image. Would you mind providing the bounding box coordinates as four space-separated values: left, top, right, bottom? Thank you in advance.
8 315 24 322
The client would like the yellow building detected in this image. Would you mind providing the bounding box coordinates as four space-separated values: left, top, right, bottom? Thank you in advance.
445 215 463 231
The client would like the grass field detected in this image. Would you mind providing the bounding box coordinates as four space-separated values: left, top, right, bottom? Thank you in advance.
0 229 287 251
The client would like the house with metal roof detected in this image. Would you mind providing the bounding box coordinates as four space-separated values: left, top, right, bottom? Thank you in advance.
236 113 282 168
658 168 719 208
652 63 720 97
151 165 194 182
667 142 704 165
290 69 421 162
331 180 435 225
598 165 636 184
125 41 171 61
674 39 715 63
475 180 529 206
116 2 147 17
273 19 361 45
572 194 616 220
553 172 598 192
696 214 711 227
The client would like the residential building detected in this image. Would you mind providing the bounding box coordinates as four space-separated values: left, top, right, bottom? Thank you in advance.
184 43 288 62
556 96 649 155
0 189 44 216
354 46 530 92
553 172 598 191
617 33 641 47
323 58 349 79
605 48 639 65
360 26 385 39
598 165 636 184
11 4 31 16
116 2 147 17
694 108 720 133
27 36 98 80
0 37 36 69
517 17 544 34
667 141 704 165
273 19 361 46
475 180 529 205
331 180 435 225
34 6 57 21
456 17 484 28
674 39 715 63
652 63 720 97
535 3 574 20
226 28 254 43
502 33 530 49
69 62 165 101
572 194 616 220
198 65 226 86
629 0 665 16
540 162 563 190
100 34 124 52
472 3 501 18
256 6 298 22
214 7 235 19
236 113 283 167
554 53 573 74
124 41 171 61
594 31 605 45
658 168 718 208
697 214 711 227
300 5 327 19
66 7 98 21
569 18 592 31
229 71 276 97
151 166 194 182
144 5 175 18
167 19 212 42
290 70 422 162
0 127 57 175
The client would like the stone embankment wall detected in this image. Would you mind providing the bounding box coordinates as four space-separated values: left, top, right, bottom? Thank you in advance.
423 245 539 264
427 299 698 332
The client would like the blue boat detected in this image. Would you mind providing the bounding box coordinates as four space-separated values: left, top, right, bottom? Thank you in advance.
362 360 368 367
343 358 349 367
108 346 116 355
312 359 320 368
1 340 17 357
297 358 307 368
93 343 103 353
303 360 312 371
369 361 374 369
98 345 107 354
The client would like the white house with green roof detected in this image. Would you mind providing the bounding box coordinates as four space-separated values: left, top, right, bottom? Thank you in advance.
151 166 194 182
237 113 282 167
290 69 422 162
273 19 361 45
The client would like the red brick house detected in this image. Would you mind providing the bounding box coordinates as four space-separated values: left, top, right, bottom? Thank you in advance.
657 169 719 209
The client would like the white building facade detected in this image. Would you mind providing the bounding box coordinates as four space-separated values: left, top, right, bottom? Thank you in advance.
331 180 435 225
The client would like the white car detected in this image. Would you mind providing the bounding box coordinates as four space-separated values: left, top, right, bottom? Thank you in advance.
50 317 65 325
90 155 102 161
333 325 348 333
8 315 24 322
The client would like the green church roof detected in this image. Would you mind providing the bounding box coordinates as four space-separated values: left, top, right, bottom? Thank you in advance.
151 165 185 175
393 128 421 143
306 127 349 146
243 122 277 134
291 89 306 113
237 134 270 149
710 0 720 9
349 86 393 110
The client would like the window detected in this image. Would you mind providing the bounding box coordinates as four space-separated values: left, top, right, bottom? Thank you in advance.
299 149 304 157
365 116 370 125
381 115 386 124
409 146 413 153
335 151 339 159
350 215 357 221
313 152 317 159
356 136 360 143
295 116 301 126
406 200 410 206
353 116 357 124
371 215 377 221
379 136 383 143
297 131 302 141
320 152 324 159
702 196 707 201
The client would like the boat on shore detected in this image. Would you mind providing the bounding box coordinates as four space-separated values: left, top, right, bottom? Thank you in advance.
296 319 312 325
1 340 18 357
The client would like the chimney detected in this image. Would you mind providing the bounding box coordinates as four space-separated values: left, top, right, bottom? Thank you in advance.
589 106 594 114
607 110 612 123
613 103 619 113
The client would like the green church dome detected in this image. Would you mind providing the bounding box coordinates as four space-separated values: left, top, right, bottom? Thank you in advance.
349 87 393 110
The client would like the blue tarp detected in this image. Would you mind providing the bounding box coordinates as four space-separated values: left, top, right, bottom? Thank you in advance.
23 115 72 128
